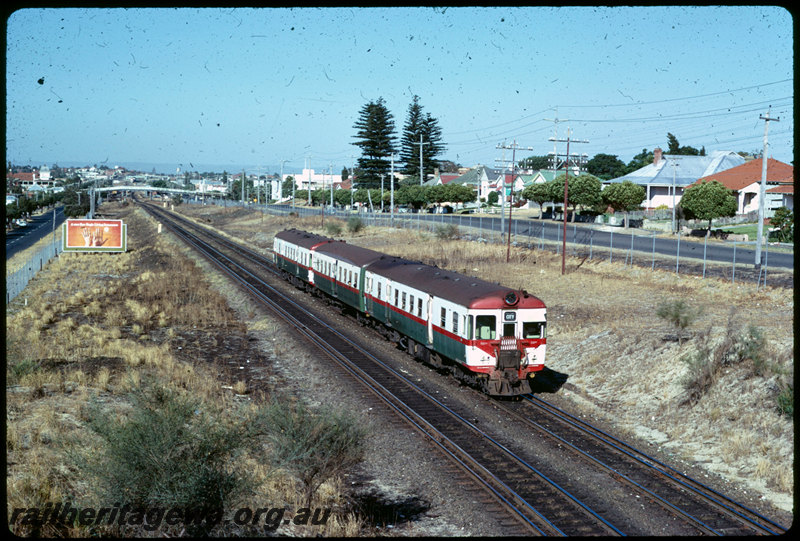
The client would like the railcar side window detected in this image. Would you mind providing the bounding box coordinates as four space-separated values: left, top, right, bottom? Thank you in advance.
452 312 459 335
476 315 496 340
377 282 382 299
401 292 407 311
417 299 423 318
522 322 546 339
394 289 399 307
440 308 447 328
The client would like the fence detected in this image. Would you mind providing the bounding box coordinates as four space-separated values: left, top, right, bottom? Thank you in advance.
260 204 791 289
6 238 63 304
175 199 794 289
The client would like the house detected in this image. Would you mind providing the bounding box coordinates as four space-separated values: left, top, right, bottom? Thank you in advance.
283 168 342 192
448 165 503 202
605 148 745 209
689 157 793 215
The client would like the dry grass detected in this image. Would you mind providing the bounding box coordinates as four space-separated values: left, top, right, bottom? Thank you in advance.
6 203 369 537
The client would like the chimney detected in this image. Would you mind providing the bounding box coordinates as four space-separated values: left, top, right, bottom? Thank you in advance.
653 147 662 166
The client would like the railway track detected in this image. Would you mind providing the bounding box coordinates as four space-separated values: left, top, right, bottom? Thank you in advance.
141 202 789 535
499 396 788 535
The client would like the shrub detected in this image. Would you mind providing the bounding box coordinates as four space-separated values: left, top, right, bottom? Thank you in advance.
325 221 343 236
434 223 460 240
347 216 365 234
252 397 366 507
776 384 793 417
656 299 701 345
74 384 249 535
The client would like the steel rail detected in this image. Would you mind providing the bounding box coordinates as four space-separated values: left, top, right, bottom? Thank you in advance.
524 395 788 536
143 204 563 535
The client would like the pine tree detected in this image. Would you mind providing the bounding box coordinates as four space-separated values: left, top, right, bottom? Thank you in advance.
400 95 446 183
352 97 397 189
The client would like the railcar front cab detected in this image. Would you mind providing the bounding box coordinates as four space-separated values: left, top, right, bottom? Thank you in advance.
466 290 547 395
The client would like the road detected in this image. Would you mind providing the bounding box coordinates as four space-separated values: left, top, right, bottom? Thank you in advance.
5 206 65 260
418 213 793 270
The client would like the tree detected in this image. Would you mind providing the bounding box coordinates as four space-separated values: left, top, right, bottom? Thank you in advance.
601 180 646 228
400 95 446 182
770 206 793 242
678 180 737 231
521 182 552 219
586 153 627 180
625 148 654 174
667 132 704 156
395 184 429 211
351 97 397 188
282 176 295 198
549 174 602 221
518 155 551 171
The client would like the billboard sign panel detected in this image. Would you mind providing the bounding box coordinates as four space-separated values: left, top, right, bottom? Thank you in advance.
62 219 127 252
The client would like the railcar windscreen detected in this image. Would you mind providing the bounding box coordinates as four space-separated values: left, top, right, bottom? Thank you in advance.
522 321 546 339
476 315 496 340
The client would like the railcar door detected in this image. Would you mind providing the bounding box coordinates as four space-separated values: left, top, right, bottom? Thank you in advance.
332 261 338 297
426 295 434 344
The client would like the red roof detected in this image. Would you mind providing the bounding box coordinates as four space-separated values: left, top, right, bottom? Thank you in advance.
440 174 460 184
767 184 794 194
691 158 793 191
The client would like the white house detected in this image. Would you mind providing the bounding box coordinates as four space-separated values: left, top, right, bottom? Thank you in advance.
605 148 745 209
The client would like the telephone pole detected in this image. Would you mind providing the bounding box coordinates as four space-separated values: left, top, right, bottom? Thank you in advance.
549 128 589 275
413 134 428 185
755 107 779 270
496 140 533 262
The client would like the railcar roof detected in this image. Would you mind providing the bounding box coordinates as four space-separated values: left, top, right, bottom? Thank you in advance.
366 255 545 309
314 240 385 267
274 228 334 250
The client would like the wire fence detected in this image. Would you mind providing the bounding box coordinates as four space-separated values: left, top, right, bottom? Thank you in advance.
6 238 63 305
258 203 792 289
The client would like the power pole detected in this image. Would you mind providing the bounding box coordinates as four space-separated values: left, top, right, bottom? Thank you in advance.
390 153 395 227
549 128 589 275
755 107 779 269
496 140 533 262
670 159 680 233
413 134 428 185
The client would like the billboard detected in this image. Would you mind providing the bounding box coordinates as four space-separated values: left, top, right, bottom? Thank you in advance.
62 219 127 252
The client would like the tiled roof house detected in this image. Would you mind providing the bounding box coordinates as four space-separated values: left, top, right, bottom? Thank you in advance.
690 157 793 214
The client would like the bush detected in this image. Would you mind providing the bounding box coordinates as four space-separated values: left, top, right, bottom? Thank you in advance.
325 221 343 236
252 397 366 507
776 384 793 417
75 384 249 535
347 216 365 234
656 299 701 345
434 223 460 240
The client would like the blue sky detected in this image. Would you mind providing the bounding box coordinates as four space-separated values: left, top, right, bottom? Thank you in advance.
6 6 794 176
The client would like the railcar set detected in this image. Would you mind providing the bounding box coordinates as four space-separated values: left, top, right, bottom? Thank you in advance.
273 228 547 397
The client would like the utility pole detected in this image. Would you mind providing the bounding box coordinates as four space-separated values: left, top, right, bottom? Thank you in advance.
390 154 396 227
549 128 589 275
671 159 680 233
755 107 779 270
379 174 385 213
496 140 533 262
414 134 428 185
544 108 565 178
280 160 291 209
329 163 334 209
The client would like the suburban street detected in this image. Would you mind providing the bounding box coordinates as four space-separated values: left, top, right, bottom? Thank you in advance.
5 206 65 260
411 213 794 270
